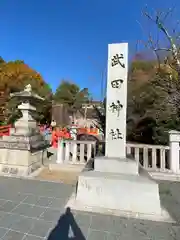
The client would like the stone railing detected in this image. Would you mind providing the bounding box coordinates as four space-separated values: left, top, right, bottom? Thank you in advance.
56 140 96 164
56 130 180 180
126 130 180 176
56 140 172 172
126 143 170 172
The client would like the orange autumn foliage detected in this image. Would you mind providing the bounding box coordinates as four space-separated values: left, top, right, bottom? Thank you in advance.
0 58 52 122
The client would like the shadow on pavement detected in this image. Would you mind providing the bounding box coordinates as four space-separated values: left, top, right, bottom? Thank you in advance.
159 181 180 224
47 207 86 240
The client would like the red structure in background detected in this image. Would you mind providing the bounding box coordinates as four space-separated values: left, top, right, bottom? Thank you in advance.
0 124 99 149
78 127 98 135
51 128 72 148
0 124 50 137
0 125 11 136
51 126 99 148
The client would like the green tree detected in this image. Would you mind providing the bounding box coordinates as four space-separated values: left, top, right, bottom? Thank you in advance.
127 66 180 145
0 57 5 65
54 80 90 122
126 7 180 144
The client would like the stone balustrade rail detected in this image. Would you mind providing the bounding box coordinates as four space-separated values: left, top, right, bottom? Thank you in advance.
56 130 180 180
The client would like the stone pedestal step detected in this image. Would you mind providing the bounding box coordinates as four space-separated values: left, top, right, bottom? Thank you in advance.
95 156 139 175
76 170 162 216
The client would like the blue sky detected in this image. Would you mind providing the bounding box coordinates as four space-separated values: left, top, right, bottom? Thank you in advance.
0 0 179 99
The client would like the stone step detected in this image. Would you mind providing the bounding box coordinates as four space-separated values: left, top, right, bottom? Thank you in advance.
94 156 139 175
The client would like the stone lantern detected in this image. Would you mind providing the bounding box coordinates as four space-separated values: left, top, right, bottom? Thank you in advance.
0 84 48 176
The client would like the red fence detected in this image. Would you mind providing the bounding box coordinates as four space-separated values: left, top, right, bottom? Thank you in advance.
0 125 11 136
0 124 99 138
0 124 50 137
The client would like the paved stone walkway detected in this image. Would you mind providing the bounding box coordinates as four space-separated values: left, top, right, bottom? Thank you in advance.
0 177 179 239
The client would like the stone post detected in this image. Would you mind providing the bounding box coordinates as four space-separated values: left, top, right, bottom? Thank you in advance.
105 43 128 158
169 130 180 174
56 139 64 164
69 125 78 163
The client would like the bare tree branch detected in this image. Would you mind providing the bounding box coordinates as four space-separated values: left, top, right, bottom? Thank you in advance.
141 7 180 78
154 48 172 52
161 7 175 22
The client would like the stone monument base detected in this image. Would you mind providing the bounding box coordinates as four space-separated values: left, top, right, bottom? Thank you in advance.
0 148 47 177
76 170 161 215
0 135 48 177
66 157 173 222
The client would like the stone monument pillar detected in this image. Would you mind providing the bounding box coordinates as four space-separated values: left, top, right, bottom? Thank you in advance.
0 84 48 176
69 43 172 222
105 43 128 158
95 43 138 175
